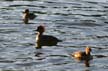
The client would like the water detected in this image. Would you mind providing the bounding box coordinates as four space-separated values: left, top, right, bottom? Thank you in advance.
0 0 108 71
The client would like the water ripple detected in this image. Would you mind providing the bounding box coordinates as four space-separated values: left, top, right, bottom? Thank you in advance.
0 0 108 71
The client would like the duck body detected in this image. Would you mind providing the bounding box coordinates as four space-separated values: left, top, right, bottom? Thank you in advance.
36 34 61 46
72 51 92 61
29 13 36 20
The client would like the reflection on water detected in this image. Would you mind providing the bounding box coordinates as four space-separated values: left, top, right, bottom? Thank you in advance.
0 0 108 71
84 60 90 67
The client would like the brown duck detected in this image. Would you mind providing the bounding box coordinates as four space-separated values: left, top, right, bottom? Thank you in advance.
71 46 93 61
22 9 36 24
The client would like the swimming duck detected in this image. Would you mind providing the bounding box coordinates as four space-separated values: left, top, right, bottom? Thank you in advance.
35 25 62 49
71 46 93 61
22 9 36 24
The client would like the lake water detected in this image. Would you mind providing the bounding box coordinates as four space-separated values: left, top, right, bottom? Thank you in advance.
0 0 108 71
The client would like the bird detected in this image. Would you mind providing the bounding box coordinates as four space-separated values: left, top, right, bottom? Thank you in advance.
71 46 93 61
22 9 36 24
35 25 62 49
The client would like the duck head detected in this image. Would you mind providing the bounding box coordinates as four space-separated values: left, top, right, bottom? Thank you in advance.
24 9 29 13
36 25 45 35
85 46 92 55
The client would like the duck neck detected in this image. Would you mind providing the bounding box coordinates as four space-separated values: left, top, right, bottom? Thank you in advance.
36 32 40 41
25 13 29 18
23 13 29 24
86 51 90 55
38 31 43 36
39 33 43 36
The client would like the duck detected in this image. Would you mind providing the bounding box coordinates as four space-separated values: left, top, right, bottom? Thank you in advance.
22 9 36 24
35 25 62 49
71 46 93 61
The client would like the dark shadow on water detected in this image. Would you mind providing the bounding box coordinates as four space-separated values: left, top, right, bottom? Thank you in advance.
81 54 108 67
5 0 14 1
77 60 92 67
34 49 46 60
91 46 108 50
35 51 43 57
5 0 38 1
93 55 108 58
84 60 90 67
0 60 14 63
71 55 93 67
85 69 90 71
24 23 37 24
